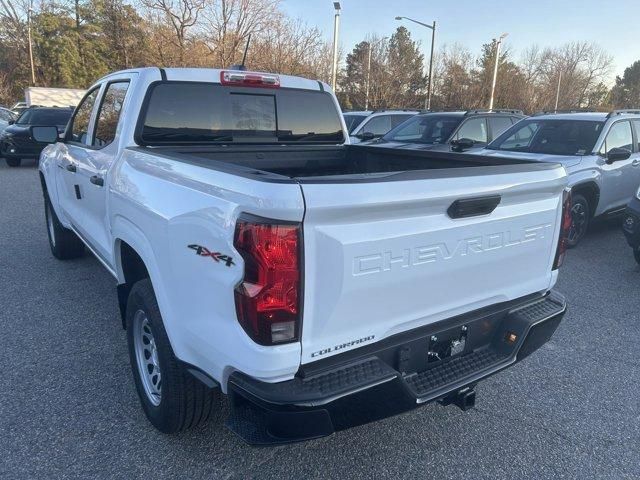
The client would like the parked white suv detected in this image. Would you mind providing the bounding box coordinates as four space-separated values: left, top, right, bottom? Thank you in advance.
344 110 419 143
35 67 569 445
479 110 640 246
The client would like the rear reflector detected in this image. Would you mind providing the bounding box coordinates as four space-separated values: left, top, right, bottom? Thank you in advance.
220 71 280 88
234 216 301 345
553 189 572 270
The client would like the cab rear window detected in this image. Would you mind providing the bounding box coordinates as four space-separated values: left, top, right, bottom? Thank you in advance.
138 82 344 145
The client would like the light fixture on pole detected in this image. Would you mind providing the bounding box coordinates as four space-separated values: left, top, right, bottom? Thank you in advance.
488 32 508 111
395 16 436 110
330 2 341 91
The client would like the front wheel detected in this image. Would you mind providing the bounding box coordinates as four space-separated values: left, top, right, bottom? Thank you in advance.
566 193 590 248
126 279 218 433
6 157 21 167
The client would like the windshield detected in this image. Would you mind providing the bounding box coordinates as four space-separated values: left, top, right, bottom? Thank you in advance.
343 114 367 133
382 114 463 144
16 109 72 126
488 119 605 155
139 83 345 145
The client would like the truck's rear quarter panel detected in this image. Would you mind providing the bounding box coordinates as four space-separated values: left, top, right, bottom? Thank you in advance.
110 149 305 386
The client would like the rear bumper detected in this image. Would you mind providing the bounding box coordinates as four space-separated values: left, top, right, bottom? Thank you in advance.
622 197 640 247
226 290 567 445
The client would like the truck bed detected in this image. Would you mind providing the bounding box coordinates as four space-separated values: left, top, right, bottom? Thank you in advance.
139 144 552 181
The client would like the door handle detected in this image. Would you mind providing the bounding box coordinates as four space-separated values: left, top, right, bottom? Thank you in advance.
448 195 501 219
90 175 104 187
633 159 640 167
65 163 76 172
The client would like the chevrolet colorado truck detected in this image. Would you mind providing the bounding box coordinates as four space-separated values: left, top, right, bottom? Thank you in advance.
35 67 569 445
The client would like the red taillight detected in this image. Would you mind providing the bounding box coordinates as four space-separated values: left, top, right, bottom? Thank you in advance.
220 71 280 88
553 189 572 270
234 216 301 345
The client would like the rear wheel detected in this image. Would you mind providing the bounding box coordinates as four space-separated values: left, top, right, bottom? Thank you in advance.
566 193 590 248
6 158 21 167
126 279 218 433
44 197 85 259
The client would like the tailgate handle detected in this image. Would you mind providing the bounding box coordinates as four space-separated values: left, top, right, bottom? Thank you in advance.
447 195 501 219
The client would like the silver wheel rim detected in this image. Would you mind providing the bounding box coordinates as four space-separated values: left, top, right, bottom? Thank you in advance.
133 310 162 406
568 202 587 243
46 204 56 247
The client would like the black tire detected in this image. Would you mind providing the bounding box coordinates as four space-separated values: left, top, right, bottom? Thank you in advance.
566 193 590 248
634 246 640 266
6 157 21 167
44 196 85 259
126 279 218 433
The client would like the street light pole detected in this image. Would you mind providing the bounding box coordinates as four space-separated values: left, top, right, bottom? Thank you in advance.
426 21 435 110
27 0 36 86
395 16 436 110
488 32 508 111
330 2 341 91
554 71 562 112
365 43 372 110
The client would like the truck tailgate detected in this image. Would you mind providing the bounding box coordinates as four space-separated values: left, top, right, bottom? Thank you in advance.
299 164 567 364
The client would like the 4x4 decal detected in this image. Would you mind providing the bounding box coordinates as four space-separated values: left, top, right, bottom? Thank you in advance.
188 244 235 267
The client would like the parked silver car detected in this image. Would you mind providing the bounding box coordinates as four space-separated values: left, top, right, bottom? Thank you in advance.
343 110 420 143
475 110 640 246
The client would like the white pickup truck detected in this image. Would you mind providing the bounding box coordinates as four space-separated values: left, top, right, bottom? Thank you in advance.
35 67 570 445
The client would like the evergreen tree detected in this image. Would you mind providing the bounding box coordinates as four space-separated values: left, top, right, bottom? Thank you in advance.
344 41 380 110
610 60 640 108
386 26 427 108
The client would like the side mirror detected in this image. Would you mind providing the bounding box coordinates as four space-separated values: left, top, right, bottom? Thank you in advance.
451 137 475 152
606 147 631 164
357 132 377 141
31 126 60 144
8 119 14 125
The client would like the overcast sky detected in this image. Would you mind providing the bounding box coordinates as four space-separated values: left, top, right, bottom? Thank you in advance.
281 0 638 82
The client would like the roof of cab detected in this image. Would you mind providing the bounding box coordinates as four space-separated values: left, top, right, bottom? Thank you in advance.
96 67 328 92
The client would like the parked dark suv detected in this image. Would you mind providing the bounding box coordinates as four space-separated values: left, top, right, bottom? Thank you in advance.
1 107 72 167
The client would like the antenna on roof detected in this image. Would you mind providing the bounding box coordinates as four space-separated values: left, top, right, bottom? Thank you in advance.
240 34 251 70
230 34 251 71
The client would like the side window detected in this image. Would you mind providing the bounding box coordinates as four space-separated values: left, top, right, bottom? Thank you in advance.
488 117 514 140
455 117 487 143
361 115 392 136
601 121 633 154
390 114 413 128
499 123 538 149
69 88 100 145
93 82 130 147
633 120 640 151
0 110 13 122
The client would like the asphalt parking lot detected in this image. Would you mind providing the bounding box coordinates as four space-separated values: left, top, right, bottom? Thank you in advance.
1 159 639 479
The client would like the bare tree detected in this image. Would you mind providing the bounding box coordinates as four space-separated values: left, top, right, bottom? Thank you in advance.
251 16 327 76
432 43 475 110
141 0 207 65
203 0 279 67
